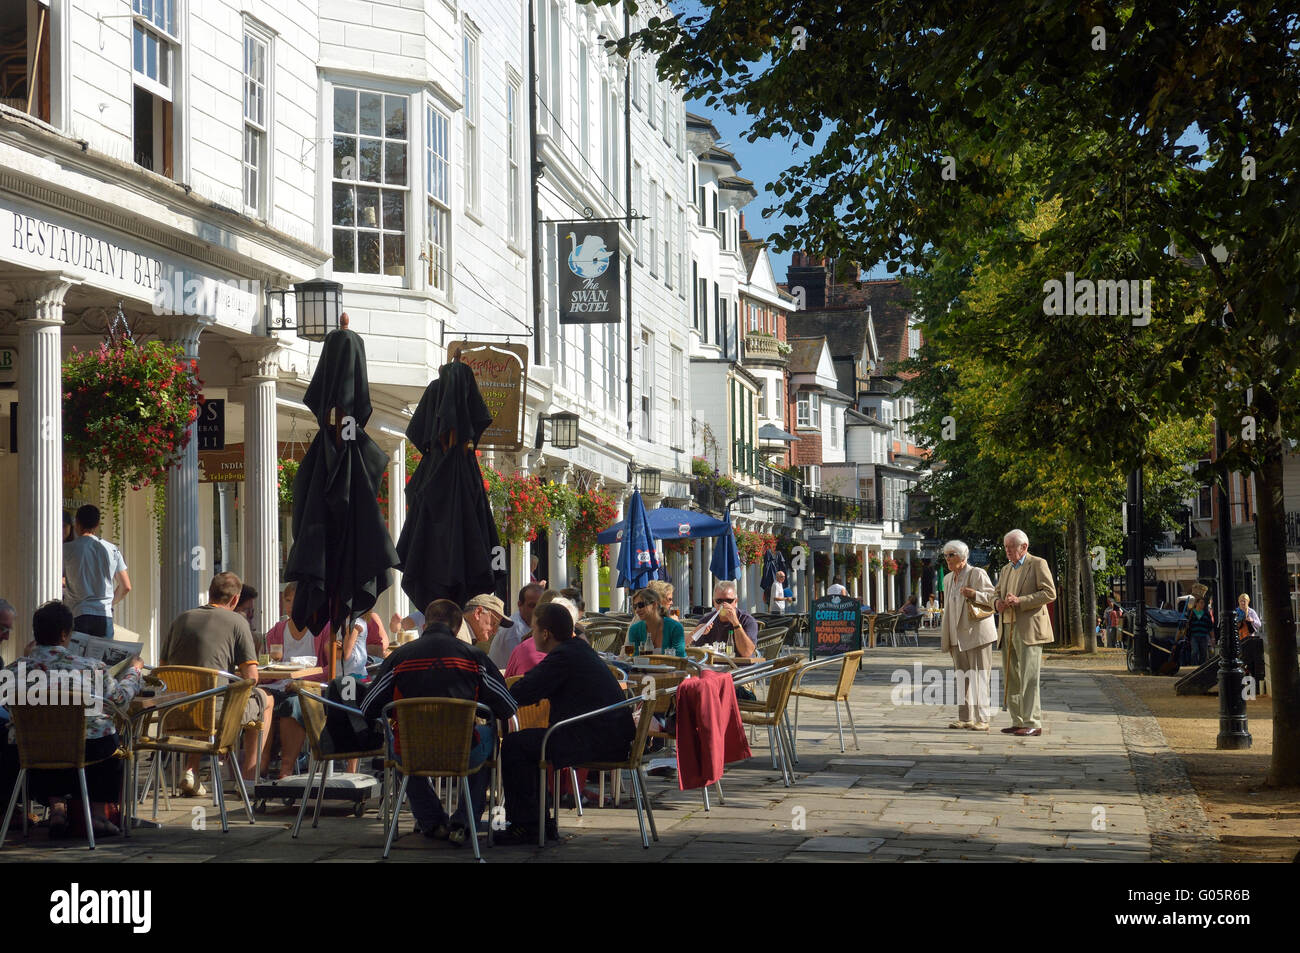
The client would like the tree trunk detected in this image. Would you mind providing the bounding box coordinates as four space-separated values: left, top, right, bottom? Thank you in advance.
1079 498 1097 655
1065 517 1084 648
1253 419 1300 785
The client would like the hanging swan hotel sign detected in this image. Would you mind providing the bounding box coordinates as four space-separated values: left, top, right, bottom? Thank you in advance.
557 221 620 324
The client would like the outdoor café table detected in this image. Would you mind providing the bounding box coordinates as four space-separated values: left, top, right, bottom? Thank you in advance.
257 665 323 683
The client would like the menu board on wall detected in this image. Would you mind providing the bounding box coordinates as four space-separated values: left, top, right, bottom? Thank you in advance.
447 341 528 451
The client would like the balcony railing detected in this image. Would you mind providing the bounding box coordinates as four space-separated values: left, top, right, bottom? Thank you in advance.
806 492 884 523
742 331 788 363
755 463 803 499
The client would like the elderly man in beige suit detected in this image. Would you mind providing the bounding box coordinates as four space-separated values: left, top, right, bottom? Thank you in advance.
983 529 1056 736
939 540 998 730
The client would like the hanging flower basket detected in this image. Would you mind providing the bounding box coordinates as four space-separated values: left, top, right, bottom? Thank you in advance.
869 554 883 573
483 465 550 544
277 458 299 508
883 556 899 576
663 537 693 556
569 486 618 560
63 338 203 531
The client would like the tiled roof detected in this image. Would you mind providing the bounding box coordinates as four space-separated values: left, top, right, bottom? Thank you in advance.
787 336 826 374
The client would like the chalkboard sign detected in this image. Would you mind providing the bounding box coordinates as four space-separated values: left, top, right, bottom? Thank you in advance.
810 594 863 658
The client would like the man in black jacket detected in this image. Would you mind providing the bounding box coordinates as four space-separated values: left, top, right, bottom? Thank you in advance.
497 603 634 845
362 600 516 842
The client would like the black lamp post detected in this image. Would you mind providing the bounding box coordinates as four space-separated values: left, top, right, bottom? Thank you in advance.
729 493 755 515
1214 418 1251 748
634 467 661 497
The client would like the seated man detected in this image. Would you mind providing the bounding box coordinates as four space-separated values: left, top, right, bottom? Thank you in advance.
498 603 635 845
362 600 516 844
3 601 144 837
160 571 271 794
691 582 758 658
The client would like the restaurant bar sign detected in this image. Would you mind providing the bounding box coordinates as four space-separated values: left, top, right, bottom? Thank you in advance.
810 593 862 659
448 341 528 451
557 221 619 324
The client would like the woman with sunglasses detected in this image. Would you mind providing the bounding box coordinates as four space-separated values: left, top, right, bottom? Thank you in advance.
627 587 686 657
939 540 998 731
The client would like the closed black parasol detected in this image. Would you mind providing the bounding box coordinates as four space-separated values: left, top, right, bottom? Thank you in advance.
396 359 505 612
285 318 399 669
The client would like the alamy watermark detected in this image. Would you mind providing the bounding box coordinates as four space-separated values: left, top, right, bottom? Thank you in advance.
889 663 1001 707
0 664 107 716
1042 272 1151 326
152 271 261 318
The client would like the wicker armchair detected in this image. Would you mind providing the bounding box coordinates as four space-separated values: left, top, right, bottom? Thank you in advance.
0 703 120 850
136 665 221 816
755 628 789 660
381 698 497 861
736 656 801 786
130 679 257 832
289 681 386 838
789 651 863 755
545 695 660 848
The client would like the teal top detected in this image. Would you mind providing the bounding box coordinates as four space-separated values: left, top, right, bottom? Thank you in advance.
627 617 686 657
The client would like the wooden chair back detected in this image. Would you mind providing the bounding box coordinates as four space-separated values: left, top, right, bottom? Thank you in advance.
8 703 88 770
390 697 477 777
149 665 221 736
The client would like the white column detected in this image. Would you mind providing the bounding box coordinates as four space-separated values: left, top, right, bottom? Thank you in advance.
904 552 914 601
828 543 836 588
584 548 600 617
15 276 75 643
860 545 870 604
607 498 623 610
160 318 210 628
216 483 235 572
239 349 280 644
691 538 702 610
875 549 887 611
548 519 568 589
388 440 408 621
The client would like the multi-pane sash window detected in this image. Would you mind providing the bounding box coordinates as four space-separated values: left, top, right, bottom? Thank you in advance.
633 163 643 260
663 189 671 287
463 26 480 214
132 0 178 175
507 78 522 246
425 103 451 291
578 44 589 163
333 87 409 277
676 206 685 297
649 178 658 277
671 346 684 449
242 28 269 215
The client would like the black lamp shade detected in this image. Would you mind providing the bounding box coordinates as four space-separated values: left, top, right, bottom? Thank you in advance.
733 494 755 514
550 411 579 450
636 468 661 496
809 515 826 532
294 279 344 342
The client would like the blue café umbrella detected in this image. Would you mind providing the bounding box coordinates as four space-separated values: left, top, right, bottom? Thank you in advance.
710 509 743 582
615 489 660 590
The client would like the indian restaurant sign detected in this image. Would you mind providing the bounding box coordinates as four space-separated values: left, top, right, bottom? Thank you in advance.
448 341 528 451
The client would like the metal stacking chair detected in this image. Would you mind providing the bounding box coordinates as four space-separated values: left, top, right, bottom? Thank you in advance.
290 681 387 838
542 696 659 848
135 664 220 815
790 651 863 756
736 657 801 786
130 679 257 833
0 703 119 851
381 698 497 861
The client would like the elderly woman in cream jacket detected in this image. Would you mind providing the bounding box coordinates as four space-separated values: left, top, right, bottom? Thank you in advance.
939 540 998 731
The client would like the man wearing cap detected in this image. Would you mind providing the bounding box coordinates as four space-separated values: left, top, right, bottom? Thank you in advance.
461 593 506 648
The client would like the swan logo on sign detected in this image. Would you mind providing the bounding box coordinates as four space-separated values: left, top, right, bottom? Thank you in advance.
677 524 691 536
566 233 612 278
558 221 620 324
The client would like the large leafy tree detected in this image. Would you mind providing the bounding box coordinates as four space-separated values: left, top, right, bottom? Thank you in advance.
606 0 1300 782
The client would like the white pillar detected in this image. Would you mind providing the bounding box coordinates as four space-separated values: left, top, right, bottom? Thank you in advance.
860 545 870 604
216 483 236 573
904 552 914 601
607 498 623 610
15 275 75 646
828 543 836 589
549 519 568 590
160 318 210 628
388 440 408 622
584 547 600 617
691 538 702 610
239 349 280 644
875 549 887 611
